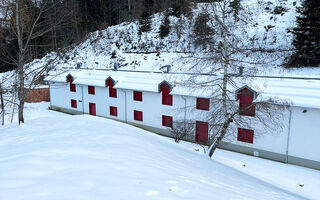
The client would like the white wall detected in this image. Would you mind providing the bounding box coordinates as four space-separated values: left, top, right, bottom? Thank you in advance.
50 82 83 113
49 82 320 165
288 107 320 162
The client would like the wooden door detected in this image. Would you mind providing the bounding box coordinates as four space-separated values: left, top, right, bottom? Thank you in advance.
89 103 96 116
196 121 208 143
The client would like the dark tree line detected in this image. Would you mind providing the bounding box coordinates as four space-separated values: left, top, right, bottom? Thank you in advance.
0 0 192 73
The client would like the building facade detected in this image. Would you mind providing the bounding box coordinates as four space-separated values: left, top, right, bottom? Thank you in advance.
46 69 320 170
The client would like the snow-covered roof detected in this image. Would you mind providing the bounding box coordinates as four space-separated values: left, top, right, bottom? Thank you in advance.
45 69 320 109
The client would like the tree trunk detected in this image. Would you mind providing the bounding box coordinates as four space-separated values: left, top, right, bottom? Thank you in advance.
0 83 4 126
16 1 25 124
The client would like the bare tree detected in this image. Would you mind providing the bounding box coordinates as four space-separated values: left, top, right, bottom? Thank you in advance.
183 0 290 157
169 120 195 143
0 0 72 124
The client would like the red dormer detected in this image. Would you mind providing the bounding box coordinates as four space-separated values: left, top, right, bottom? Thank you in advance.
106 77 117 98
159 81 173 106
236 86 257 117
66 74 76 92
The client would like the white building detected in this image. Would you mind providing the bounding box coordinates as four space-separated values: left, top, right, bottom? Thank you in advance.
45 69 320 170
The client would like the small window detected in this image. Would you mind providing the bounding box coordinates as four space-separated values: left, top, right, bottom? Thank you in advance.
239 102 255 117
70 83 76 92
133 91 143 101
196 98 209 111
162 115 173 128
237 128 254 143
88 86 95 95
71 99 77 108
134 110 143 122
110 106 118 117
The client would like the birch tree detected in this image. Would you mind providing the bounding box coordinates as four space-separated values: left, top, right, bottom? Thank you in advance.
187 0 288 157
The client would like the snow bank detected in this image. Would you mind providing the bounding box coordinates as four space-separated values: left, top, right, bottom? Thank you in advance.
0 103 318 199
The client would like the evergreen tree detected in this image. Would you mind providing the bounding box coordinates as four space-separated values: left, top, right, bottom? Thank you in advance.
291 0 320 67
159 13 170 38
138 11 152 34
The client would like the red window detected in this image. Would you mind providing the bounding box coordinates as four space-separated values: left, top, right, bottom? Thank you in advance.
133 91 143 101
160 82 173 106
239 88 255 117
110 106 118 116
107 79 117 98
134 110 143 121
89 103 96 116
162 115 173 128
71 99 77 108
195 121 209 143
196 98 209 111
88 86 95 95
237 128 254 143
67 76 76 92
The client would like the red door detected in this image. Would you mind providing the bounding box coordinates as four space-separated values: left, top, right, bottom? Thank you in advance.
89 103 96 116
196 121 208 143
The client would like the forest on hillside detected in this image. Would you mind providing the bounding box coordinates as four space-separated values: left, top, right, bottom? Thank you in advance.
0 0 193 72
0 0 319 73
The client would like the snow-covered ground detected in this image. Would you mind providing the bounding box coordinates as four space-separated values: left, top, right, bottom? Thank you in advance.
0 102 319 200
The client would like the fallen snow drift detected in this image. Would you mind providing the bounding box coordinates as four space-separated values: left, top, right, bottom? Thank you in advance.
0 103 316 200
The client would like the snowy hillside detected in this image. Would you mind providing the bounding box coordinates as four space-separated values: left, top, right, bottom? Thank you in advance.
24 0 320 78
0 102 319 200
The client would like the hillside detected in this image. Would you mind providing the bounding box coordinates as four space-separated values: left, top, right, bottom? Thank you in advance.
0 102 319 199
24 0 319 79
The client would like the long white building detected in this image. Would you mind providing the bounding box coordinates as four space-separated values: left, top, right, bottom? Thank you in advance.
45 69 320 170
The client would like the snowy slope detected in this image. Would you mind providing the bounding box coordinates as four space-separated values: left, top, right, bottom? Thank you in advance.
0 102 319 200
21 0 320 78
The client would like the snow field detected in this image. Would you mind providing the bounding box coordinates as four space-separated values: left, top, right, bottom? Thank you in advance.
0 103 318 200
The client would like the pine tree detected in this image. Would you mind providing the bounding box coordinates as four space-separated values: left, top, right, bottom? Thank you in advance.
291 0 320 67
138 11 152 34
159 14 170 39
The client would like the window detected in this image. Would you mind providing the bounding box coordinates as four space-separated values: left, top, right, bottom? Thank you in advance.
107 79 117 98
237 128 254 143
162 115 173 128
196 98 209 111
195 121 209 143
71 99 77 108
238 88 255 117
134 110 143 121
160 82 173 106
110 106 118 117
133 91 143 101
67 76 76 92
88 86 95 95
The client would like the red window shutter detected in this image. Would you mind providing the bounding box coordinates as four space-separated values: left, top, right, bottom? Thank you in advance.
88 86 95 95
70 83 76 92
160 83 172 106
195 121 209 143
133 91 143 101
196 98 209 111
71 99 77 108
134 110 143 121
162 115 173 128
110 106 118 116
89 103 96 116
239 88 255 117
237 128 254 143
108 79 117 98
